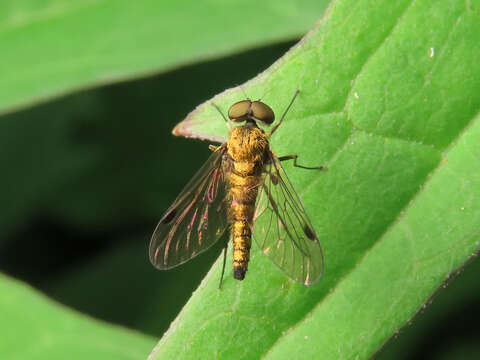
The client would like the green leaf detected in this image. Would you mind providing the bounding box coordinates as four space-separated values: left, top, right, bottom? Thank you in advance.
0 273 155 360
375 255 480 359
151 0 480 358
0 0 329 115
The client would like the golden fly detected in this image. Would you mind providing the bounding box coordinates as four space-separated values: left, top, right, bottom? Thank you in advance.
149 90 324 287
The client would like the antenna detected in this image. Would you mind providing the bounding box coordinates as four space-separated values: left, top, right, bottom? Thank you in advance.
267 89 300 136
211 102 232 130
238 84 250 100
258 86 271 102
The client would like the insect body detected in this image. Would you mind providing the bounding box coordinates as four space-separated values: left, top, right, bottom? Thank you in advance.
227 116 269 280
150 91 324 286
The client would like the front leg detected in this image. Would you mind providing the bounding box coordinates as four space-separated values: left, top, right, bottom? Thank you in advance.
277 155 324 170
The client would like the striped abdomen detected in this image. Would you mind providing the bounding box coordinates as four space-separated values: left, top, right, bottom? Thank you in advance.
228 165 261 280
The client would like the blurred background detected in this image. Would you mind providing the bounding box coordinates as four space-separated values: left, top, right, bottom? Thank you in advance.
1 1 479 359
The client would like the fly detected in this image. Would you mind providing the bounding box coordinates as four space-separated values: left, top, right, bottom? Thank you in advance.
149 90 324 287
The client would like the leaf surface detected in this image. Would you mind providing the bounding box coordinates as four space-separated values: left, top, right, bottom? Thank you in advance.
152 0 480 358
0 273 155 360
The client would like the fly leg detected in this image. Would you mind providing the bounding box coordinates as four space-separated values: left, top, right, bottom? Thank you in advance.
268 90 300 137
218 242 229 290
211 103 233 131
278 155 324 170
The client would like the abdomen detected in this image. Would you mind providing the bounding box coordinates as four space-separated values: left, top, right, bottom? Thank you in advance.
228 168 261 280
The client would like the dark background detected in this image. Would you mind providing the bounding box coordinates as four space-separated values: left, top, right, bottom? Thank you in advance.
0 40 478 359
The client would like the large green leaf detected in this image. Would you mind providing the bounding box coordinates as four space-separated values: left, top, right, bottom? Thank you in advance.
151 0 480 358
0 273 155 360
0 0 329 115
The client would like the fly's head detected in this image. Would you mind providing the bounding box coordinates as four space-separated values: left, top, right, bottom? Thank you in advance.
228 100 275 126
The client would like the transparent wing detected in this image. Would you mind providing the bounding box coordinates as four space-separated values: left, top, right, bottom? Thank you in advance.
149 146 228 269
253 152 324 285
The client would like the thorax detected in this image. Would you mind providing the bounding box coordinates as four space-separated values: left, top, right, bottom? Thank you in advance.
226 125 269 165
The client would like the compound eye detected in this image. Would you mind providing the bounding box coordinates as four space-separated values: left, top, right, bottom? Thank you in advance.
251 101 275 124
228 100 252 122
